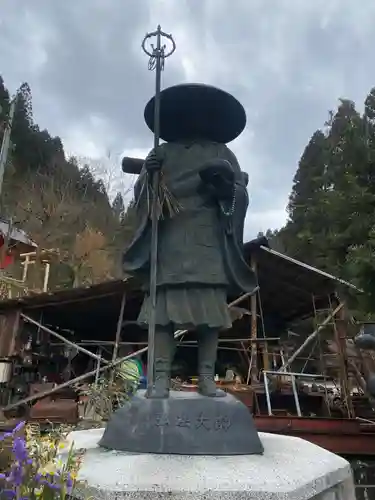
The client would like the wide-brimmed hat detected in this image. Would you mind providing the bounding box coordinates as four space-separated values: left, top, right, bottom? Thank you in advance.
144 83 246 144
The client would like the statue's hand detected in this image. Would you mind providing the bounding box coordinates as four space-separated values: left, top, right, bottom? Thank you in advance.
144 146 164 172
199 159 235 200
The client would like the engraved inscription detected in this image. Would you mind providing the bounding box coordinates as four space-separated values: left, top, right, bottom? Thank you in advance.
195 412 211 430
176 415 191 428
155 413 169 427
154 412 232 431
214 416 231 431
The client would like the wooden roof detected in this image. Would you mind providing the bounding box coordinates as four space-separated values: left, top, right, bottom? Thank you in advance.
0 238 359 333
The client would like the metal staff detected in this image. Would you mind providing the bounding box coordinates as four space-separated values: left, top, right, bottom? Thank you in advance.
141 26 176 395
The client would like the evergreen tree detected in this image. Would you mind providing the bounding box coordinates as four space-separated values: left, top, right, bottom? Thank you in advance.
280 93 375 316
256 229 286 253
17 82 33 126
344 90 375 314
0 74 130 290
322 99 369 276
281 130 328 266
112 192 125 221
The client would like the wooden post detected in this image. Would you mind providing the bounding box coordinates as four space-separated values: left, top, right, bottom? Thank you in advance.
112 292 126 363
249 256 258 383
110 292 126 383
95 347 102 385
21 255 30 282
259 288 270 372
42 262 50 292
334 302 354 418
348 359 375 411
0 310 20 357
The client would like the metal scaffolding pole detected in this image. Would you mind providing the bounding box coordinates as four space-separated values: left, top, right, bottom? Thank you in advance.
21 313 108 365
277 302 344 373
4 291 253 412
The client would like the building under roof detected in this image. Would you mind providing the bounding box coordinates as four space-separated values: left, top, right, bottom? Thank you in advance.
243 238 359 323
0 237 359 343
0 218 37 253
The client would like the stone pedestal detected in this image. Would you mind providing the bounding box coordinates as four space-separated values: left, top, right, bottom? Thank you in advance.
99 390 263 455
64 428 355 500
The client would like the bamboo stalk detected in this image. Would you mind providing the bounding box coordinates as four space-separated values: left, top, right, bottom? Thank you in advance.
49 337 278 346
277 302 344 373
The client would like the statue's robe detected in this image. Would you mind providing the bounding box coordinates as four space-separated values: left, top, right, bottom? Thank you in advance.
123 141 257 299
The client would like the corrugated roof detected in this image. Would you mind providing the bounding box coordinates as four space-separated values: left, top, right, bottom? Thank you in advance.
257 245 359 292
0 218 37 249
243 238 359 322
0 278 135 311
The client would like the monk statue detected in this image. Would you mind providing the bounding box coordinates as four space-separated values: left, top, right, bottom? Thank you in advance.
123 83 258 399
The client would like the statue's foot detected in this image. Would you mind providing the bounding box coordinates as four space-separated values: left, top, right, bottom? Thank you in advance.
145 374 170 399
146 386 170 399
145 356 171 399
198 376 226 398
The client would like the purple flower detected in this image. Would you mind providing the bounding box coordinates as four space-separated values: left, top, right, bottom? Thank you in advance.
1 490 16 499
50 484 61 490
0 431 12 442
12 436 29 463
0 421 26 441
43 481 61 491
33 472 42 483
66 472 74 493
0 472 6 479
7 463 23 486
12 421 25 434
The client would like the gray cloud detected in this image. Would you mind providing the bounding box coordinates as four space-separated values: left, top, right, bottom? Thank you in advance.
1 0 375 236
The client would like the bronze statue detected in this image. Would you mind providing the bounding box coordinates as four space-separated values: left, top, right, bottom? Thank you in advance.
123 83 258 399
100 29 264 457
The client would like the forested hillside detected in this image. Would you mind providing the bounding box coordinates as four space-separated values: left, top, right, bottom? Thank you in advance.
0 77 133 291
261 89 375 316
3 75 375 317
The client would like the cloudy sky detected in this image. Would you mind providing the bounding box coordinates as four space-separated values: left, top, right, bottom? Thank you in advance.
1 0 374 238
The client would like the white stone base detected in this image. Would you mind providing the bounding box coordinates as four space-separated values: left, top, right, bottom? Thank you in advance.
64 428 355 500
